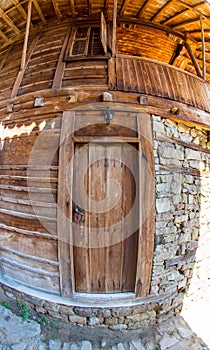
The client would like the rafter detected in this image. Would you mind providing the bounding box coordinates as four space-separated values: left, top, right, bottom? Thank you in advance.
69 0 76 17
150 0 174 22
52 0 62 19
137 0 151 18
33 0 46 23
171 17 201 30
0 7 21 35
119 0 130 16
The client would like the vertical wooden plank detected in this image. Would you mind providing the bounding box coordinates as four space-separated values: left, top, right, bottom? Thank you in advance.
200 16 206 81
88 143 106 292
112 0 117 57
121 143 138 292
52 28 71 91
135 113 155 298
73 143 89 292
108 57 116 89
57 111 75 296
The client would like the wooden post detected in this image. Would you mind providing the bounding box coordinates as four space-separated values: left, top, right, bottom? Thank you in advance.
21 0 32 71
200 15 206 81
185 41 203 79
112 0 117 57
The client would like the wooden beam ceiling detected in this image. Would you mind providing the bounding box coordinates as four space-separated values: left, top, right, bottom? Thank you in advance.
69 0 76 17
137 0 151 18
0 6 21 35
33 0 46 23
150 0 174 22
12 0 28 22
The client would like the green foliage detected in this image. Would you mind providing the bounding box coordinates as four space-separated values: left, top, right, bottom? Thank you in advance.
156 345 161 350
17 301 31 320
51 321 57 329
171 328 178 337
0 302 9 309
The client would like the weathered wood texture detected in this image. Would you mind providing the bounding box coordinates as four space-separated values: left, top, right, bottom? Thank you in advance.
58 109 154 296
0 115 60 293
0 22 209 115
112 56 210 112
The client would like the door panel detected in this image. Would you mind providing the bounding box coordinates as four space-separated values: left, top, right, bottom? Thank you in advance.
73 143 138 293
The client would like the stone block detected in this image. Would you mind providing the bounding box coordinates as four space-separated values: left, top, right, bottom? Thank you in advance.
69 315 87 325
59 306 75 316
112 308 132 317
81 341 92 350
73 307 95 317
156 198 171 213
105 317 118 326
88 316 103 326
109 324 128 331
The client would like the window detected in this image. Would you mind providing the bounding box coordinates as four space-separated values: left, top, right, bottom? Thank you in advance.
64 13 108 60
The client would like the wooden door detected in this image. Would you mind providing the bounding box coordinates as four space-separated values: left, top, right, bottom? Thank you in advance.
58 108 155 298
73 142 138 293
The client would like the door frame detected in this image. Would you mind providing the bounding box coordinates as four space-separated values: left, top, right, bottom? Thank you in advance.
57 104 155 299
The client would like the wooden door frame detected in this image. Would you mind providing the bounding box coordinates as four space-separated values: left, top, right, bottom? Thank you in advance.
57 106 155 299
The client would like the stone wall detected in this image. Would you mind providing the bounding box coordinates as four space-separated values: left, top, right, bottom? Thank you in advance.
152 115 210 306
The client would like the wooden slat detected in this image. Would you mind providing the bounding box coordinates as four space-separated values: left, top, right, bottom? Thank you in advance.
135 113 155 297
52 0 62 19
0 222 57 240
73 136 139 143
137 0 151 18
151 0 174 22
57 111 75 296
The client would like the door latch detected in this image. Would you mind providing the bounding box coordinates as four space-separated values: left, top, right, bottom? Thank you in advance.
73 206 84 224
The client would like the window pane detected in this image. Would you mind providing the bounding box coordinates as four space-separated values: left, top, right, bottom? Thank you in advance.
88 27 104 56
72 38 87 55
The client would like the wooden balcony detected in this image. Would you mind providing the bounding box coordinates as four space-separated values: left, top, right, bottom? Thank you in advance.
108 55 210 113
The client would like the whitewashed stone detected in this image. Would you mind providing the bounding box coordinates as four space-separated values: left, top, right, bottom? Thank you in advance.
49 340 62 350
185 149 201 160
180 134 193 143
81 341 92 350
130 340 145 350
156 199 171 213
153 120 165 135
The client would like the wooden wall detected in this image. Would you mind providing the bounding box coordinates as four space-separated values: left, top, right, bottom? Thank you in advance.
0 115 61 293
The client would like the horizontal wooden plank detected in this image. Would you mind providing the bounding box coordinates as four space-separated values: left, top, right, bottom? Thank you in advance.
0 222 57 240
0 184 57 193
0 175 58 182
73 136 139 143
0 208 56 222
0 196 57 219
0 227 58 259
1 261 60 293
